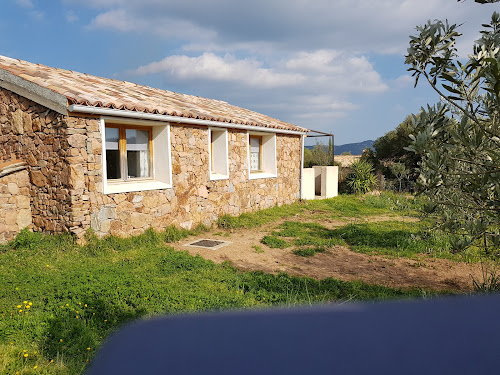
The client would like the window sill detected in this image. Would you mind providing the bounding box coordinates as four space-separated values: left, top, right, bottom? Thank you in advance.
210 172 229 181
104 180 172 194
248 172 277 180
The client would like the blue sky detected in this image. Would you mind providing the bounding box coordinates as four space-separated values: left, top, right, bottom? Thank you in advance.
0 0 498 145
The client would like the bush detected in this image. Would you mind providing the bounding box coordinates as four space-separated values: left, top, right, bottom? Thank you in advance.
346 160 376 194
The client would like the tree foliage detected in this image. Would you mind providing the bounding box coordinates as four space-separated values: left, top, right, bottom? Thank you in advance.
304 143 334 168
369 115 421 180
405 12 500 254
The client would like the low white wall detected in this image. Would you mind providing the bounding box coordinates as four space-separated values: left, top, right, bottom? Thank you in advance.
301 166 338 199
301 168 315 200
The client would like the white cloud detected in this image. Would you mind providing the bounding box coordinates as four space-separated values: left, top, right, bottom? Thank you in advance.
89 8 217 41
80 0 497 55
15 0 33 8
65 10 78 23
134 53 305 88
15 0 44 20
64 0 500 141
134 50 387 93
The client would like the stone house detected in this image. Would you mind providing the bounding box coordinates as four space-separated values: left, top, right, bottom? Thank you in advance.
0 55 308 243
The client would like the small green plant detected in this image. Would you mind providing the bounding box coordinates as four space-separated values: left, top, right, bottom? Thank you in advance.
346 160 377 194
471 262 500 292
261 236 289 248
293 246 327 257
252 245 264 253
164 225 191 243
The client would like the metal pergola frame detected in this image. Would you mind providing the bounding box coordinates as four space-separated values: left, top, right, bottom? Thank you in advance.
305 129 335 164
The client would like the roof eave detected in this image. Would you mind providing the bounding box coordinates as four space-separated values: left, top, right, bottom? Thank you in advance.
68 104 309 136
0 68 68 115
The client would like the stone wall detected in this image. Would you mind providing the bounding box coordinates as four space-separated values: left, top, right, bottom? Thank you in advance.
0 86 302 241
0 88 74 236
85 124 302 238
0 169 32 243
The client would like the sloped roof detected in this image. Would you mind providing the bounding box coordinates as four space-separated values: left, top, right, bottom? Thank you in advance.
0 55 307 133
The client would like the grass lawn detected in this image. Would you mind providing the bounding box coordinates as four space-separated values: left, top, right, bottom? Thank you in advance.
0 192 454 374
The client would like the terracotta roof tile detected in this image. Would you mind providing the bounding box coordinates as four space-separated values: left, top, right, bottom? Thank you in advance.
0 55 307 133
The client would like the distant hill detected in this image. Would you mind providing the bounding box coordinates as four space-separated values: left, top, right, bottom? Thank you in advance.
305 140 374 155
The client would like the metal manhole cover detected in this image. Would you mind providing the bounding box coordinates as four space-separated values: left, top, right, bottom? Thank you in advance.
184 239 231 250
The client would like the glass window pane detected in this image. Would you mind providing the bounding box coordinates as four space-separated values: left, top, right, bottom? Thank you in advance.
250 137 261 171
105 127 120 179
126 129 150 178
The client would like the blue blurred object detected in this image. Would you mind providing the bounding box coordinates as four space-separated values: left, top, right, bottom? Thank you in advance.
86 294 500 375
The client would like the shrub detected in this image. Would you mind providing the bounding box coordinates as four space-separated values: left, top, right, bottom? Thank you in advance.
346 160 377 194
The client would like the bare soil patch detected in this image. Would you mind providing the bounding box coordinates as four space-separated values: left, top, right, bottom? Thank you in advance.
174 215 483 292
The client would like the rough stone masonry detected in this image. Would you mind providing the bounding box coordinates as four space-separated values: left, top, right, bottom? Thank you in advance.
0 87 302 243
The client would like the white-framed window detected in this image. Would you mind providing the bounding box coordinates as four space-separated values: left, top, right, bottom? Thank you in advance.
247 131 277 179
209 128 229 180
100 117 172 194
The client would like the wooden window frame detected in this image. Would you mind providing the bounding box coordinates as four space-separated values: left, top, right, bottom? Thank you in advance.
105 124 153 181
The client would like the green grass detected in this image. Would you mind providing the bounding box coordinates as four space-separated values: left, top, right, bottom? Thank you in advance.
267 219 479 262
293 246 327 257
261 235 289 248
0 225 429 375
216 193 425 231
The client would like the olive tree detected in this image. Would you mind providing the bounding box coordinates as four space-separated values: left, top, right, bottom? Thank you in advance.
405 12 500 255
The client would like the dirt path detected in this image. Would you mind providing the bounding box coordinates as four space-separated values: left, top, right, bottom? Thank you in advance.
173 215 484 292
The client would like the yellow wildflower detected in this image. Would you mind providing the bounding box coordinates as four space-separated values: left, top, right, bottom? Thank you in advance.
23 301 27 304
87 347 91 351
26 305 30 309
29 302 32 306
16 305 21 308
59 339 63 343
33 365 38 369
24 353 28 357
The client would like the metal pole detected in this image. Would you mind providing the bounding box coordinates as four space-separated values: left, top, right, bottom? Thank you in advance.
331 134 335 165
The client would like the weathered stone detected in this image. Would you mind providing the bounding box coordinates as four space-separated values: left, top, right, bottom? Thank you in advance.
23 112 33 133
30 170 48 187
17 209 32 228
98 206 116 221
69 164 85 190
142 196 158 208
132 195 143 204
16 195 30 209
130 212 151 228
7 183 18 195
67 134 86 148
198 186 208 199
11 109 23 134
